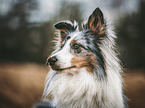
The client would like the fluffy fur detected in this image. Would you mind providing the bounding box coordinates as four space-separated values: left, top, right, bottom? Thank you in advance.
43 7 126 108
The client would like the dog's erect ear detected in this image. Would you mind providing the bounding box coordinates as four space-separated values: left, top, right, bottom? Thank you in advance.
85 8 106 35
54 21 77 41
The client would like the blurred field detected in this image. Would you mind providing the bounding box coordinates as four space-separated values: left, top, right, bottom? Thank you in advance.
0 63 145 108
124 70 145 108
0 62 48 108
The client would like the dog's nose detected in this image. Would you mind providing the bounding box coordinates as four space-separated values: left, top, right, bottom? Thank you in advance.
46 56 58 66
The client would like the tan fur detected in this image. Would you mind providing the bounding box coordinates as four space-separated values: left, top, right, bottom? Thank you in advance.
71 53 96 72
71 40 77 44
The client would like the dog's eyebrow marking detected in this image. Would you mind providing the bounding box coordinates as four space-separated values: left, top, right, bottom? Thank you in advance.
71 40 77 44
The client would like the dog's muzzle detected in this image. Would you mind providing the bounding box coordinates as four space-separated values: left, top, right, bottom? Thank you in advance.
46 56 76 71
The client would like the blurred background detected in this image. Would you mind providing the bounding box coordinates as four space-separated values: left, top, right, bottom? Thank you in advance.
0 0 145 108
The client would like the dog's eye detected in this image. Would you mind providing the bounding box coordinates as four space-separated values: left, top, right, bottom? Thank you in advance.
72 43 80 49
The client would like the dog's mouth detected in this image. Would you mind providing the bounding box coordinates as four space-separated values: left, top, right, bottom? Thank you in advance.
51 65 76 71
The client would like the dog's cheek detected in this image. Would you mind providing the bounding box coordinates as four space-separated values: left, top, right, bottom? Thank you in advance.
71 53 96 72
71 56 87 68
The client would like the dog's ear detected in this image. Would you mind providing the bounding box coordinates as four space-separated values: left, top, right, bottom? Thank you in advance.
54 21 77 42
85 8 106 36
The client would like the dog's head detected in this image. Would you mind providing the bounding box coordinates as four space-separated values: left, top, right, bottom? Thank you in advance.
46 8 107 76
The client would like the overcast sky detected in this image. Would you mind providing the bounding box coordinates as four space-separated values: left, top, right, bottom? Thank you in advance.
0 0 139 23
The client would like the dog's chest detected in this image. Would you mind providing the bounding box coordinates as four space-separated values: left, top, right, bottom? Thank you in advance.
49 70 100 107
46 69 124 108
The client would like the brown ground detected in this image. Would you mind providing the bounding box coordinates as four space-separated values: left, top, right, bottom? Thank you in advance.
0 62 48 108
124 70 145 108
0 62 145 108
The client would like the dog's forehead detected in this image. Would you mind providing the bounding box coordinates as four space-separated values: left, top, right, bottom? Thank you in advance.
68 31 86 43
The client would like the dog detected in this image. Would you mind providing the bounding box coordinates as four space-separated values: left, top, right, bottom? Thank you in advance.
43 7 127 108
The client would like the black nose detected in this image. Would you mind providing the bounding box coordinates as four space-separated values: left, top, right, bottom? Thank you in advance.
47 56 58 66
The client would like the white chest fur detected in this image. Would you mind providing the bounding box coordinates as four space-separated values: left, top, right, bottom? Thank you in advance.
44 68 124 108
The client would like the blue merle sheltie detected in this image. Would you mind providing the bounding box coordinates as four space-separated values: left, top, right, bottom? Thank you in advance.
43 7 127 108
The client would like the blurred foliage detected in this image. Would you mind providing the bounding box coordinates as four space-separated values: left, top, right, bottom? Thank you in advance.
0 0 145 69
0 1 83 63
116 0 145 69
54 2 83 27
